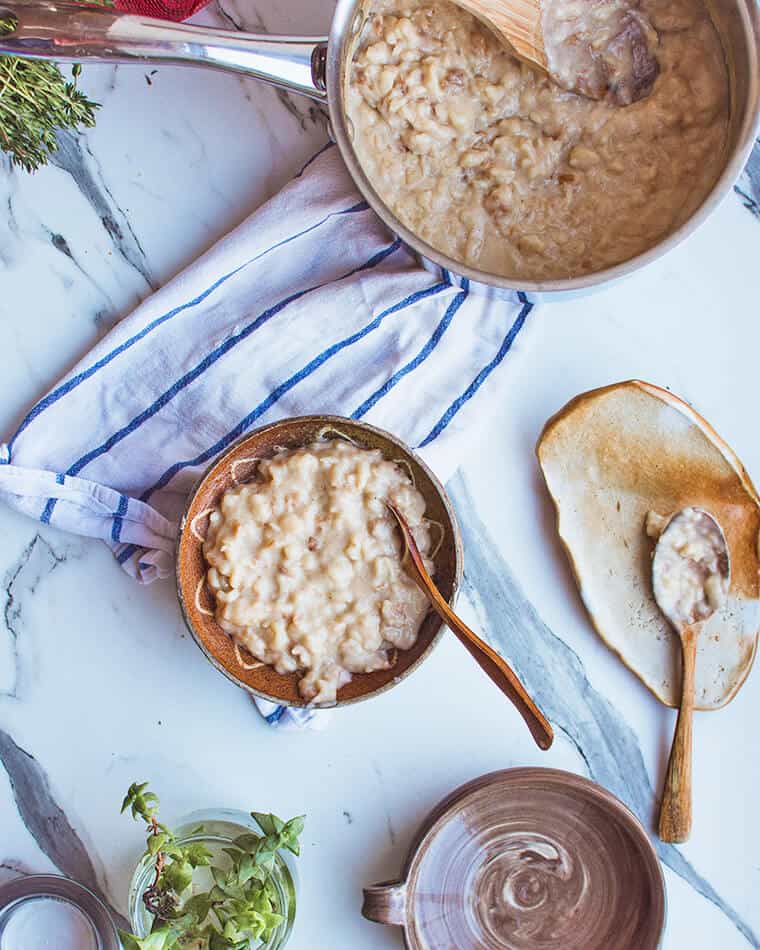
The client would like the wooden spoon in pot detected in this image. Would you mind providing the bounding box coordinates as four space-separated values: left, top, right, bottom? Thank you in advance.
453 0 660 105
387 502 554 751
454 0 549 75
652 507 730 843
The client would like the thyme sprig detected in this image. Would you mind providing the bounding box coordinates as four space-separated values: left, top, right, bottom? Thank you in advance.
0 16 99 171
120 782 304 950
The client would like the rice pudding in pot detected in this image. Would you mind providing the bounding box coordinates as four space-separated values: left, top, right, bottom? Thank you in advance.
347 0 729 280
203 439 436 705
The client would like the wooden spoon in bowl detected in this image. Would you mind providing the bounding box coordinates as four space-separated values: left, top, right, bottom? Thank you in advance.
387 502 554 751
652 507 730 842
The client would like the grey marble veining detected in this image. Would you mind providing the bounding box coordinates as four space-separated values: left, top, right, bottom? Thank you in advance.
0 728 129 930
0 859 34 886
1 535 76 700
735 139 760 218
212 0 330 135
449 471 759 948
50 131 156 292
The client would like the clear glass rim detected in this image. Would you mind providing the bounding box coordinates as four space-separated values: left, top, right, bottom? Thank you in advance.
0 874 120 950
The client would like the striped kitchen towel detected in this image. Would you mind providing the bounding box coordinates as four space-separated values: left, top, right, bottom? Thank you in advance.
0 143 534 727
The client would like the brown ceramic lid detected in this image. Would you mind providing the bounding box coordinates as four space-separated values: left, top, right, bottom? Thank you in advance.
363 768 665 949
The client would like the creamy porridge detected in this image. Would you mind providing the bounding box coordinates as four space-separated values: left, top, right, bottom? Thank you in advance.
204 439 435 704
649 507 729 625
347 0 729 280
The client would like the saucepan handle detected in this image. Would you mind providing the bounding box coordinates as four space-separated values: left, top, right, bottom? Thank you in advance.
0 0 328 100
361 879 407 926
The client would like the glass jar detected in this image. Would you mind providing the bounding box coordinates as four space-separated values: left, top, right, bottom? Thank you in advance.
0 875 120 950
128 808 297 948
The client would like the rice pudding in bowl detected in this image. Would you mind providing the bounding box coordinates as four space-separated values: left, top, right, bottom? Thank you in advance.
346 0 730 281
205 440 436 704
176 417 462 708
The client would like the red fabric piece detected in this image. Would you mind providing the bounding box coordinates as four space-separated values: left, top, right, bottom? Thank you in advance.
114 0 210 21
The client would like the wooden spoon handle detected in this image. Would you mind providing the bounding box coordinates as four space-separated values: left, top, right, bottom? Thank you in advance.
388 504 553 751
454 0 548 70
658 628 697 843
439 595 554 750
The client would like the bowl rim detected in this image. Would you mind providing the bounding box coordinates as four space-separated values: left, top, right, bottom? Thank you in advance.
175 414 464 709
401 767 667 948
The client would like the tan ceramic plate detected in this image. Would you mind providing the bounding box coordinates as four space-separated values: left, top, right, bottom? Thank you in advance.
176 415 463 708
362 768 666 949
536 381 760 709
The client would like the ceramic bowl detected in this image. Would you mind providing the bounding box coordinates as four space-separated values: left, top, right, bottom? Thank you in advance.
176 415 462 708
363 768 666 949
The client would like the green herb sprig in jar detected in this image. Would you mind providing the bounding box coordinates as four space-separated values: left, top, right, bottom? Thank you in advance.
119 782 304 950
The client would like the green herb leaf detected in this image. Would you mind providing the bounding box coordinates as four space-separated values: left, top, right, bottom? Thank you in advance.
121 781 161 822
250 812 278 837
121 782 148 814
162 858 193 896
231 834 260 852
184 842 213 867
147 832 169 856
221 846 242 869
181 892 215 926
281 815 305 856
118 927 180 950
0 14 101 172
237 852 259 886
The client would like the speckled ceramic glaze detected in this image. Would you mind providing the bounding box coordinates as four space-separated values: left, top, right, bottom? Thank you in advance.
362 768 666 949
176 415 463 707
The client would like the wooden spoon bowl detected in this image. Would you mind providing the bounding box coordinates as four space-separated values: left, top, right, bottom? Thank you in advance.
176 415 463 708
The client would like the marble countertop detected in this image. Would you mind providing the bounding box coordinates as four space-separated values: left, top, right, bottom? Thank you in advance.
1 1 759 946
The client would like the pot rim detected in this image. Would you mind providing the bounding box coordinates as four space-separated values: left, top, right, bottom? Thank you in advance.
325 0 760 295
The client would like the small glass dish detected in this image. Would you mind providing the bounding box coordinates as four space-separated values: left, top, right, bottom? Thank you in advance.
128 808 297 949
0 874 120 950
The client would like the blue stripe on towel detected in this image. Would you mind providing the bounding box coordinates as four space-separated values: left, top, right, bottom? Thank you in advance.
351 280 468 419
417 295 533 448
117 544 141 565
39 238 402 525
139 278 451 504
111 494 129 542
265 706 286 725
39 473 65 523
8 200 370 453
295 142 335 178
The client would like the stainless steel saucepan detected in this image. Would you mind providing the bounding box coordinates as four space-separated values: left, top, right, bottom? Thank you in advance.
1 0 758 295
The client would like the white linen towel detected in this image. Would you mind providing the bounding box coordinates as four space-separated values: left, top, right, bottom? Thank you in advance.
0 144 535 727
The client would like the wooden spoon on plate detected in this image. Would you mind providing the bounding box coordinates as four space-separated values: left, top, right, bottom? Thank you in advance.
652 507 730 842
387 502 554 751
